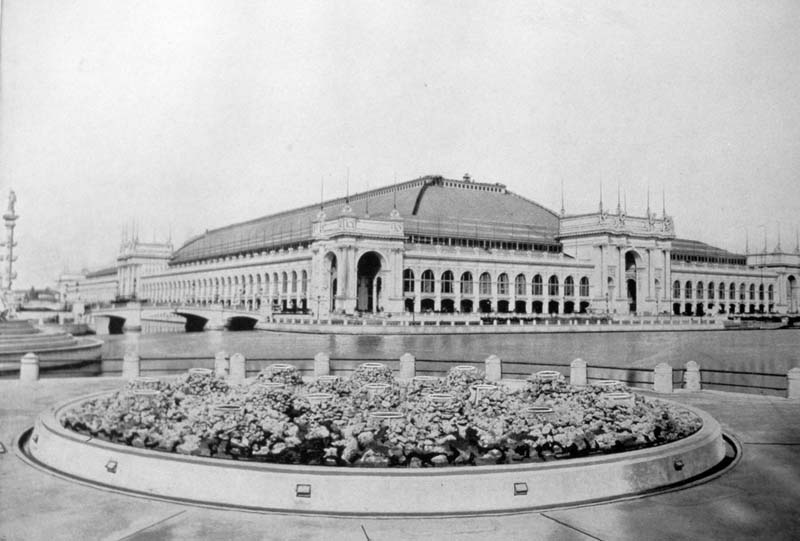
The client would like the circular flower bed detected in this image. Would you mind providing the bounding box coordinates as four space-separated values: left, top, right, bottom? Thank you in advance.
60 365 702 468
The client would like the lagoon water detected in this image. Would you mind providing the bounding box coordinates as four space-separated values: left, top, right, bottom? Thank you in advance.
101 324 800 374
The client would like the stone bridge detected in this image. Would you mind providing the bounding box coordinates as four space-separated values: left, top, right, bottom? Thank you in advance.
87 303 265 333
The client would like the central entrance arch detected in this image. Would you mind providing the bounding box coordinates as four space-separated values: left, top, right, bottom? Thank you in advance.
356 251 384 313
624 251 642 314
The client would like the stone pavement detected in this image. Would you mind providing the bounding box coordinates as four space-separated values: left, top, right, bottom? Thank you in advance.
1 378 798 541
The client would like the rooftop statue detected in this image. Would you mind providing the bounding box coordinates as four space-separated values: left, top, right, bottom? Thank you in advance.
7 190 16 215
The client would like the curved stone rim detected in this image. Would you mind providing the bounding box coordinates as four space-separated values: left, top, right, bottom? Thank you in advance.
22 390 728 517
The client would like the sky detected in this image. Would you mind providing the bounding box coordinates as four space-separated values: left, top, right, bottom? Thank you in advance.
1 0 799 289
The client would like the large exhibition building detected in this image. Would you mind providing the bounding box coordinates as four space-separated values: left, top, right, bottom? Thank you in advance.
70 175 799 317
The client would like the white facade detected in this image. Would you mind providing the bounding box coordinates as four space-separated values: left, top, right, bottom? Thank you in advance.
70 177 800 317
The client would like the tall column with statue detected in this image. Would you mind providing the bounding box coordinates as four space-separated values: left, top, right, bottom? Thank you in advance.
0 190 19 320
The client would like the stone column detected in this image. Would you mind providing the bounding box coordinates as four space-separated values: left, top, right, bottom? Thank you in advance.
787 367 800 399
399 353 416 379
570 358 587 386
433 273 441 312
455 276 462 314
684 361 701 391
20 352 39 382
413 274 421 313
214 351 229 377
485 354 502 382
314 352 330 377
653 363 673 393
491 274 498 314
122 352 141 379
229 353 246 384
618 246 624 302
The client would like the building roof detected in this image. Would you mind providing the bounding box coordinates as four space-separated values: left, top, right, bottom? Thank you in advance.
171 176 561 264
85 266 118 279
671 238 745 261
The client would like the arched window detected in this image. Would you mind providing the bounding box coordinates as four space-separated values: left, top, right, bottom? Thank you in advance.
685 281 693 299
460 272 473 295
708 282 714 300
497 273 509 295
532 274 543 296
441 271 454 294
730 283 736 300
281 272 288 294
403 269 415 293
301 271 308 294
548 275 559 296
696 281 704 299
749 284 755 300
673 280 681 299
768 284 774 301
291 271 298 293
579 277 589 297
564 276 575 297
479 272 492 295
758 284 764 301
719 282 726 300
515 274 526 296
421 270 435 293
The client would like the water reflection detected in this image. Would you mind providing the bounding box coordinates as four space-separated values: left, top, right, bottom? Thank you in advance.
100 325 799 374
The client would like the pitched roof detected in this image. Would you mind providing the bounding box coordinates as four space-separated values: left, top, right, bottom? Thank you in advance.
170 175 561 264
85 266 118 278
671 238 745 260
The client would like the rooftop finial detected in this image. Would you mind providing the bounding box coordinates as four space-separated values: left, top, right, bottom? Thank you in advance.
646 184 651 218
560 178 565 217
794 225 800 253
390 173 400 218
662 186 666 219
616 182 621 215
320 175 324 210
599 179 604 214
365 178 370 217
776 221 782 252
745 228 749 254
763 227 768 253
345 167 350 203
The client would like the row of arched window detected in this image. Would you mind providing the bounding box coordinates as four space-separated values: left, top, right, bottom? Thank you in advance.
142 269 309 307
403 270 590 297
672 280 774 302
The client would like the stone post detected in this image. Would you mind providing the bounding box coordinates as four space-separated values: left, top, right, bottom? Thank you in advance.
684 361 701 391
314 352 331 377
570 358 587 387
485 354 502 382
122 352 141 379
653 363 673 393
399 353 416 379
229 353 246 384
788 367 800 399
214 351 229 377
20 352 39 382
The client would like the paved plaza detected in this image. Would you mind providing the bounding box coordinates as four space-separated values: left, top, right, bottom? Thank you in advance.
1 378 798 540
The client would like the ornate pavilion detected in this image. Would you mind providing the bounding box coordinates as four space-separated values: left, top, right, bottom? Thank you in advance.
76 175 800 317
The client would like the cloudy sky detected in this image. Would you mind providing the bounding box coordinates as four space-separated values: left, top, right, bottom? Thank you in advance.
1 0 799 289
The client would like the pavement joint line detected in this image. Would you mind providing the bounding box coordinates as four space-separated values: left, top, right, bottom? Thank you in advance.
115 509 186 541
540 512 605 540
741 442 800 446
